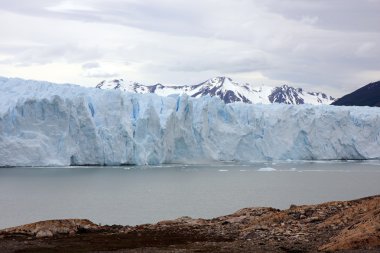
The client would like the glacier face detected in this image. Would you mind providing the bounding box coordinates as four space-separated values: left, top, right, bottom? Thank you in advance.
0 77 379 166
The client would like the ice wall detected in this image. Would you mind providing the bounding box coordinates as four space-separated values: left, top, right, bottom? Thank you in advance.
1 77 379 166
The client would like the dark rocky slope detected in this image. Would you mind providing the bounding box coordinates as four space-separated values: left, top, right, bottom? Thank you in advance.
332 81 380 107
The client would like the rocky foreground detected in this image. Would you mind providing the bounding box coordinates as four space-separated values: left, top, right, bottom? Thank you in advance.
0 196 379 253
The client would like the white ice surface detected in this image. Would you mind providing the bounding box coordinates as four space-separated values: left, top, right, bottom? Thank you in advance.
0 77 379 166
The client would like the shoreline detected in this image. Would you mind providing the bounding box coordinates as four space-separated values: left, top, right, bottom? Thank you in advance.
1 158 380 168
1 195 379 252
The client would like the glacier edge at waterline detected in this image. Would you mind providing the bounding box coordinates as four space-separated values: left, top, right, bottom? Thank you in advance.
0 77 379 166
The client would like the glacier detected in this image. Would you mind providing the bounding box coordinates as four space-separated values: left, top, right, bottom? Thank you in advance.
0 77 379 167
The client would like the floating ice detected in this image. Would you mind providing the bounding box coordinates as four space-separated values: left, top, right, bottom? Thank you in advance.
258 167 277 172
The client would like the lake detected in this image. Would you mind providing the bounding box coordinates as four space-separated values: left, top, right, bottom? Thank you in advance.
0 161 379 229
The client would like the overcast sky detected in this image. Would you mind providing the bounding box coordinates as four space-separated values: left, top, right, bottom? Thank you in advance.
1 0 379 96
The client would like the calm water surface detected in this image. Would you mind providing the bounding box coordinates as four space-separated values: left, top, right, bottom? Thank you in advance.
0 161 379 229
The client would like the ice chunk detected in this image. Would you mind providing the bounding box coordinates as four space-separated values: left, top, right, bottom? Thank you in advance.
258 167 277 172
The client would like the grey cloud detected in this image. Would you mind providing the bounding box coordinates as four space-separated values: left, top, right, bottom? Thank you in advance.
259 0 380 32
2 1 379 37
82 62 100 69
1 44 103 65
0 0 207 38
171 55 272 73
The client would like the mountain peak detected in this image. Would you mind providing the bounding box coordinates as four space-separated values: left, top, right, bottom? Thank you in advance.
96 78 150 94
205 76 233 86
203 76 250 91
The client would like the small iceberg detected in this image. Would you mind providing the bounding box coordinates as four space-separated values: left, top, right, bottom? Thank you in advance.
258 167 277 172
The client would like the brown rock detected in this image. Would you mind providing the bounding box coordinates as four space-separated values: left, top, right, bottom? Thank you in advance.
0 219 98 238
309 216 320 222
36 230 53 238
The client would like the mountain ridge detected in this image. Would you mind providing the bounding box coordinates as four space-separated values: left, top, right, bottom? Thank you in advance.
96 76 335 105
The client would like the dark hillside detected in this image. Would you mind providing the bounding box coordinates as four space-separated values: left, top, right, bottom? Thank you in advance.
332 81 380 107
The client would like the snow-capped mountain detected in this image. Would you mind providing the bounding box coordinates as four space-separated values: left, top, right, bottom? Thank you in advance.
96 77 335 105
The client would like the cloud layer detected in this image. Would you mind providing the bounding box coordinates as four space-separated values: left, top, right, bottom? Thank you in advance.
0 0 379 96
